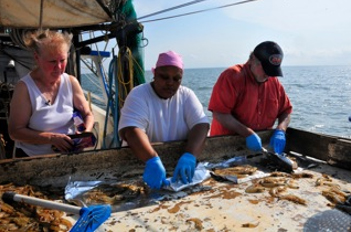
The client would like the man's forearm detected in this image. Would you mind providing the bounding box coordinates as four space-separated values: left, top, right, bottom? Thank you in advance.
213 111 254 137
276 113 291 132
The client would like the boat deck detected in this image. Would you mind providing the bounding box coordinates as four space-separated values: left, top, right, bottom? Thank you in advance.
67 157 351 232
1 128 351 231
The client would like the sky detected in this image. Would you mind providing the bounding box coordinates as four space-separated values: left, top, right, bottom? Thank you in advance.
130 0 351 69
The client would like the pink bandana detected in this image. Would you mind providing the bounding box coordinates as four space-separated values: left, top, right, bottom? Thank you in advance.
152 51 183 74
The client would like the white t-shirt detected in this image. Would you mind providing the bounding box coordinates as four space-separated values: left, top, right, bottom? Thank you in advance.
118 83 209 143
16 73 75 156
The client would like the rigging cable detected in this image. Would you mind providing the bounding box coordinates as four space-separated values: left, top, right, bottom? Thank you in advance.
138 0 208 20
138 0 258 23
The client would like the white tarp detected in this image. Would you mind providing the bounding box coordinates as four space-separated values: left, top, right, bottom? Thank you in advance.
0 0 113 28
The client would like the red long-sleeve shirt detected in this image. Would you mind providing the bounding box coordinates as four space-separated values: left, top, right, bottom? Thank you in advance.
208 63 292 136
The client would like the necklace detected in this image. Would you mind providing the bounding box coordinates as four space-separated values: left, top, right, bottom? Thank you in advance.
31 70 61 105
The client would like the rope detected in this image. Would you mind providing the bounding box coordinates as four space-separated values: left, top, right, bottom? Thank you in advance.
117 47 134 110
8 29 29 50
130 54 145 85
102 56 117 148
138 0 258 24
101 48 135 148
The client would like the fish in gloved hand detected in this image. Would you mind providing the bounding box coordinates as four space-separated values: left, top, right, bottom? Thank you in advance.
262 147 296 172
164 162 211 192
172 152 197 184
144 153 209 192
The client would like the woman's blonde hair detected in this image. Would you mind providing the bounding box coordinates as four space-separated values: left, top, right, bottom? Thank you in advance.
23 29 73 54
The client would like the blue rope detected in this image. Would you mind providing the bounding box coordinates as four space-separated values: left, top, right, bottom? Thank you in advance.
112 55 120 147
102 56 117 148
99 60 110 97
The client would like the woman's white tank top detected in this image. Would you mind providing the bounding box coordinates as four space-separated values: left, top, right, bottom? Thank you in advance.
16 73 75 156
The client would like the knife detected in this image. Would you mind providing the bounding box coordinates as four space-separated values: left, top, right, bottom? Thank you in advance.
206 152 264 169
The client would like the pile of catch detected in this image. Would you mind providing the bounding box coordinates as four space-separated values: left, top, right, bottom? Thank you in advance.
80 181 148 205
0 183 72 232
211 164 351 214
0 180 149 231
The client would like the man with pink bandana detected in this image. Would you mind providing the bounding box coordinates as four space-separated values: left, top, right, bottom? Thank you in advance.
118 51 210 189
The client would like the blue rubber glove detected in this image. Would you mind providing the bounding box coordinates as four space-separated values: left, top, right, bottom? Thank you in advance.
246 133 262 151
143 156 166 189
172 152 196 184
269 129 286 154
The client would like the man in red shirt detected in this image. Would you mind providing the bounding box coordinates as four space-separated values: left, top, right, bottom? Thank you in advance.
208 41 292 154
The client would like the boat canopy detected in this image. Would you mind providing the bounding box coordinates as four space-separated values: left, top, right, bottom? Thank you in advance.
0 0 120 28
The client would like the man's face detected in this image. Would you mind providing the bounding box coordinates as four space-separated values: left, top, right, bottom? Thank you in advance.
251 59 269 83
153 66 183 99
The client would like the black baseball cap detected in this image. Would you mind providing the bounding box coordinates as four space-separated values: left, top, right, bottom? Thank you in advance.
253 41 284 77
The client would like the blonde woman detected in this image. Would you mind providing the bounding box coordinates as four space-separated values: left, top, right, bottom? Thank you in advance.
8 30 94 157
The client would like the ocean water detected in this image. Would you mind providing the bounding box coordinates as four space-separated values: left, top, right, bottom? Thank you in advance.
82 65 351 138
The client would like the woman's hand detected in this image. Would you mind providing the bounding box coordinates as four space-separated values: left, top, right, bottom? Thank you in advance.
50 134 74 152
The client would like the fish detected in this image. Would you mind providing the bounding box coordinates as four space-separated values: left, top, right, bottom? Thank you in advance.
262 148 295 173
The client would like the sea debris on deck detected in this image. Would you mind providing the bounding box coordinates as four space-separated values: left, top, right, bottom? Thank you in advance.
0 183 72 231
1 156 351 231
